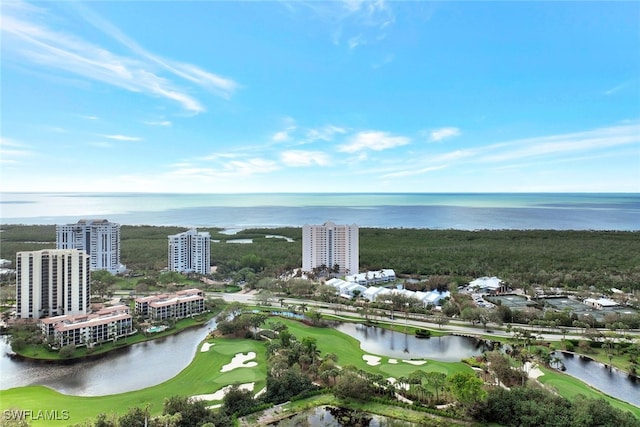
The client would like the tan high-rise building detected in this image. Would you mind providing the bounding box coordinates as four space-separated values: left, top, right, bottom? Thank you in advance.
16 249 91 319
302 222 359 275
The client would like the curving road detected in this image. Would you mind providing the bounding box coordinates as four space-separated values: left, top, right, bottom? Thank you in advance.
215 291 640 342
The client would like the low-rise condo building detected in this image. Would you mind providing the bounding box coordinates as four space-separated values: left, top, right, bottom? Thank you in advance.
135 288 205 321
40 305 133 348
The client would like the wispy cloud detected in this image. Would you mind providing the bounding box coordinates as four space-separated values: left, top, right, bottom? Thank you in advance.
380 122 639 180
305 125 346 143
0 137 33 164
272 117 297 142
338 130 410 153
372 53 395 69
101 134 142 142
428 127 461 142
202 152 238 161
1 1 238 113
297 0 395 50
348 34 364 50
478 123 639 164
144 120 172 127
604 81 631 96
80 115 98 120
383 164 447 178
223 158 280 176
168 156 279 180
272 131 292 142
281 150 331 166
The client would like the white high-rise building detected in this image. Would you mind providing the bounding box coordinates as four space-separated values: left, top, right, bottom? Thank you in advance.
56 219 124 274
16 249 91 319
168 229 211 275
302 221 359 275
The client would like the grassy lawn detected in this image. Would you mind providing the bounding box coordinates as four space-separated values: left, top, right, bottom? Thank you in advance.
273 318 474 378
0 338 268 426
537 366 640 417
2 316 638 426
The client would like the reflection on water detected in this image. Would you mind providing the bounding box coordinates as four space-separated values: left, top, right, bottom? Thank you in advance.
271 406 419 426
0 319 216 396
335 323 488 362
555 351 640 407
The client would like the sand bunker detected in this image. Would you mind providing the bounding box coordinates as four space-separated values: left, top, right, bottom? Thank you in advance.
201 342 215 352
221 352 258 372
402 359 426 365
525 362 544 379
362 355 381 366
192 382 255 402
388 359 398 364
387 377 409 390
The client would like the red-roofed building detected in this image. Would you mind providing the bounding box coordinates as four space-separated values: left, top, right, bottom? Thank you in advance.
39 305 133 348
135 288 205 321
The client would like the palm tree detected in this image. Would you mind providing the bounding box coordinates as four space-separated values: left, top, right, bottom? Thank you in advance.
425 372 447 403
249 313 268 339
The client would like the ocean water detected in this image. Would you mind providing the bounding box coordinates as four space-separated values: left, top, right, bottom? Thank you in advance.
0 192 638 230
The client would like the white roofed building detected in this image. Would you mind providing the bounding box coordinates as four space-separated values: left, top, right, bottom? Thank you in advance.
468 277 506 294
346 269 396 286
583 297 619 310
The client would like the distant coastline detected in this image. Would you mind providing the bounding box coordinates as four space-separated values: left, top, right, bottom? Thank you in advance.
1 192 638 231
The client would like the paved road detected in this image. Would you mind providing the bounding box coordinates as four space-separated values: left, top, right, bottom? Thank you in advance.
214 291 640 342
112 289 638 342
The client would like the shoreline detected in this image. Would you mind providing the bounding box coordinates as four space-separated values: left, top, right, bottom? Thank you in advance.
8 313 216 364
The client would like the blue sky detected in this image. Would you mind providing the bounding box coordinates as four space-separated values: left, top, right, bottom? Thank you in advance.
1 0 639 193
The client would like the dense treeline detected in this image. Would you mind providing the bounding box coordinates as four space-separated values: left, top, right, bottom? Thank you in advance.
1 225 639 292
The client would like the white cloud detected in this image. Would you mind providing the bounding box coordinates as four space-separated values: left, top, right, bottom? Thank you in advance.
1 3 238 113
381 122 640 181
144 120 172 127
0 137 33 163
372 53 394 69
429 127 461 142
383 164 447 178
338 131 410 153
101 134 142 141
202 152 238 161
305 125 346 143
272 131 291 142
478 123 639 164
604 82 630 96
223 158 279 175
281 150 331 167
348 35 364 50
272 117 297 142
303 0 394 49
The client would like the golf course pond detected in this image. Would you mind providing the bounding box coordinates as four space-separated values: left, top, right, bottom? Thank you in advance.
335 322 489 361
0 317 638 407
0 318 217 395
